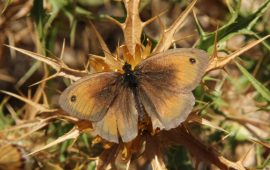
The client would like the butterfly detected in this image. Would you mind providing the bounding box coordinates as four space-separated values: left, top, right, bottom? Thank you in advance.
59 48 209 143
0 144 27 170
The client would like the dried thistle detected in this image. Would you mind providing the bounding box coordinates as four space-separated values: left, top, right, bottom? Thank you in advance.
1 0 270 169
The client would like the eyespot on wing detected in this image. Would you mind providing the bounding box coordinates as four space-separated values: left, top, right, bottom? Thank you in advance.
135 48 209 92
59 72 121 122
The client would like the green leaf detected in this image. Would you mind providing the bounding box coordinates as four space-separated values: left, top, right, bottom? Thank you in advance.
49 0 70 11
31 0 47 54
166 146 193 170
44 0 69 36
75 6 94 20
81 133 90 148
193 11 206 39
78 0 105 6
197 0 270 52
87 161 96 170
236 62 270 102
70 19 77 47
31 0 45 39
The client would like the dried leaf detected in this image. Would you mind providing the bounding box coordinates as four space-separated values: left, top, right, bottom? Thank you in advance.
0 90 55 113
206 35 270 72
188 113 229 133
122 0 144 54
236 62 270 102
28 127 80 156
107 0 158 55
153 0 198 53
151 155 167 170
90 23 123 71
5 45 88 81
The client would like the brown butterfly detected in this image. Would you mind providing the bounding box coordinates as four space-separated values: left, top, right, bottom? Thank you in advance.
59 48 209 143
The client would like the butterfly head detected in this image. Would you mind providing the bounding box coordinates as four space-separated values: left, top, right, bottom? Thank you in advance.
122 62 132 73
122 62 138 88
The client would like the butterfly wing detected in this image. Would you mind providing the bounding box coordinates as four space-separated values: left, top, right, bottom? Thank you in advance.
59 72 121 121
135 48 209 130
59 72 138 143
93 85 138 143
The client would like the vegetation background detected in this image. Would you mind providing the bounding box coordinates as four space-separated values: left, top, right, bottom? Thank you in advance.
0 0 270 169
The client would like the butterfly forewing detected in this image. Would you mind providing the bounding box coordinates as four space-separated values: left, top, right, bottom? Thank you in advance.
93 85 138 143
135 48 209 130
136 48 209 92
59 72 121 121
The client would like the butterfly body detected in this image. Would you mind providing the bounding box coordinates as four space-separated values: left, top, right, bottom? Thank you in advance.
122 62 138 88
59 48 209 143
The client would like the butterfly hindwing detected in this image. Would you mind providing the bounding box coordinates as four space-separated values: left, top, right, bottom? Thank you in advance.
138 81 195 130
59 72 121 122
135 48 208 130
93 85 138 143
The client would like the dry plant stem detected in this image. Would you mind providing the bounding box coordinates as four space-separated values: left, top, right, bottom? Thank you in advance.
0 72 15 82
0 116 56 133
106 0 143 55
90 23 122 70
96 144 120 170
188 113 229 133
24 65 48 120
0 90 54 113
153 0 198 53
28 127 80 156
250 139 270 149
107 0 163 55
206 35 270 73
151 155 167 170
6 104 21 123
122 0 143 54
225 115 269 132
171 124 246 170
5 45 88 81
